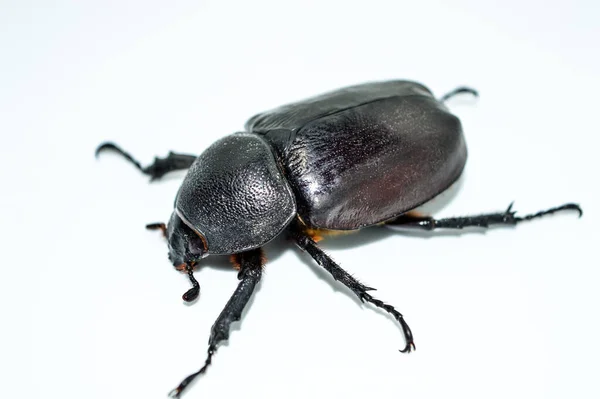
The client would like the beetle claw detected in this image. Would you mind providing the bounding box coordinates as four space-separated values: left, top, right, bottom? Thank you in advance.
399 341 416 353
507 202 583 223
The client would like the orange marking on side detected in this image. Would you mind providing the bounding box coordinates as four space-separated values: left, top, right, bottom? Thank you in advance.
230 249 266 270
403 210 428 218
229 255 241 271
259 252 267 268
304 227 358 242
305 228 324 242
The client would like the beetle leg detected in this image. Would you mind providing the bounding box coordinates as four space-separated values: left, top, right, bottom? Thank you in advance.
95 142 197 181
168 248 264 399
439 86 479 103
387 202 582 231
146 222 167 237
290 224 415 353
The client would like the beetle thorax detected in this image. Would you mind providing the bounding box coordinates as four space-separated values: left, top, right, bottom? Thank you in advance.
174 133 297 255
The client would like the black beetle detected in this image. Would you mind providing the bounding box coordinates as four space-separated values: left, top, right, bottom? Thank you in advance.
96 80 582 398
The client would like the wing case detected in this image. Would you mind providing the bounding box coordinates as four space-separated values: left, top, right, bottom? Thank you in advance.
246 81 467 230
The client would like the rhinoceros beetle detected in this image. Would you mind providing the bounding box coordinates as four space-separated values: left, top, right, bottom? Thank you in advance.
96 80 582 397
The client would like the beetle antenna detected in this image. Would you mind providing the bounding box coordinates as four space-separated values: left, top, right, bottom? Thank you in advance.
182 264 200 302
95 142 145 172
440 86 479 103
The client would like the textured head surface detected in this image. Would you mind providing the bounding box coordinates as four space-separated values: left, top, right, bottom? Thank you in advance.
176 133 296 254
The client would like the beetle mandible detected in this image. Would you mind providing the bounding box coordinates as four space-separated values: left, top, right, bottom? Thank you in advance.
96 80 582 398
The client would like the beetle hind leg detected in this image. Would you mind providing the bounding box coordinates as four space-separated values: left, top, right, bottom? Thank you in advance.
440 86 479 103
95 142 197 181
291 223 415 353
387 202 582 231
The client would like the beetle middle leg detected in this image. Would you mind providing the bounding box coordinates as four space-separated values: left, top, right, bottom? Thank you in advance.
168 248 264 399
95 142 197 181
387 202 582 231
290 222 415 353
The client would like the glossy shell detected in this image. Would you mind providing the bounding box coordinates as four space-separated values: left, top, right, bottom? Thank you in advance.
246 80 467 230
176 133 296 254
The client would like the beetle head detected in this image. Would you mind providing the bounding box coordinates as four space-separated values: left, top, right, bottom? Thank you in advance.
166 211 208 268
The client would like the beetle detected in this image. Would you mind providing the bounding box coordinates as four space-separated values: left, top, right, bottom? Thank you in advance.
96 80 582 397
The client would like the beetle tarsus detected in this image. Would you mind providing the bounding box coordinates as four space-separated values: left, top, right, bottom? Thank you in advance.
95 142 197 181
440 86 479 103
96 142 144 170
170 249 264 397
291 224 415 353
358 290 415 353
168 346 215 398
513 203 583 221
387 202 583 230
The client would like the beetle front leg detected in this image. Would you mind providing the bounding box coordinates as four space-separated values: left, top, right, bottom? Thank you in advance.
290 222 415 353
168 248 264 398
387 202 582 231
96 142 197 181
146 222 167 237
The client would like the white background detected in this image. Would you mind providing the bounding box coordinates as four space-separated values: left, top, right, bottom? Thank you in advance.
3 1 599 398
